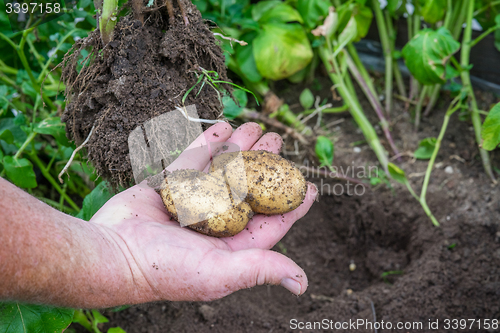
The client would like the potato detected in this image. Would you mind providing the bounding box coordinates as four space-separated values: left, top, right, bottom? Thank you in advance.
210 150 307 215
157 150 307 237
157 169 253 237
188 201 254 237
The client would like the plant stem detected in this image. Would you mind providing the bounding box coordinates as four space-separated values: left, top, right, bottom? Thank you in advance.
36 196 77 214
452 0 468 40
470 25 500 47
0 59 18 75
14 132 37 160
409 4 421 99
443 0 453 29
473 0 500 17
385 10 407 98
423 84 440 116
419 99 461 227
303 105 349 114
227 57 269 99
346 44 379 99
0 29 57 111
99 0 118 44
393 60 406 98
460 0 496 182
344 51 400 157
26 37 55 85
37 29 79 83
414 85 428 130
373 0 393 115
29 150 81 212
319 46 389 174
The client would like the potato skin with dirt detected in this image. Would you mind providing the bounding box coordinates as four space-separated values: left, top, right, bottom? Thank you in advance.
211 151 307 215
158 150 307 237
157 169 253 237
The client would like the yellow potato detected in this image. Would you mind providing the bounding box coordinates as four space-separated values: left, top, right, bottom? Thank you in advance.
157 169 253 237
157 150 307 237
189 201 254 237
210 150 307 215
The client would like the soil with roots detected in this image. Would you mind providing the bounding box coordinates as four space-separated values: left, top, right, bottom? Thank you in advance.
67 78 500 332
61 0 228 188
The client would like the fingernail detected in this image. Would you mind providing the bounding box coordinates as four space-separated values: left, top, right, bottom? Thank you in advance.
281 278 301 295
306 182 319 202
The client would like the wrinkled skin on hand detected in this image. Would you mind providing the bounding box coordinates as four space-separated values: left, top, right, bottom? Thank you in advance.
90 122 317 302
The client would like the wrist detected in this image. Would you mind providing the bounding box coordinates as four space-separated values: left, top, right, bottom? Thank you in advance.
90 223 158 306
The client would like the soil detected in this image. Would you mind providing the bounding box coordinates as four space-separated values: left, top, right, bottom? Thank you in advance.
72 82 500 331
61 0 229 188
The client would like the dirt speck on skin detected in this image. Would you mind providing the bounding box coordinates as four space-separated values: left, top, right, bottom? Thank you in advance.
61 0 229 188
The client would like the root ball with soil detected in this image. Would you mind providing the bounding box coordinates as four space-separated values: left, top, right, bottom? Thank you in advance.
60 0 230 188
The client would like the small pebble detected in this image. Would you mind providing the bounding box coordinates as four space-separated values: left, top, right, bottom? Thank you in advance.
444 166 454 174
349 262 356 271
353 147 361 153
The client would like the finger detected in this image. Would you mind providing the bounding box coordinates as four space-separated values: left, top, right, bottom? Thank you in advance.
250 132 283 154
225 182 318 251
167 122 233 172
194 248 307 300
222 122 263 152
202 122 263 172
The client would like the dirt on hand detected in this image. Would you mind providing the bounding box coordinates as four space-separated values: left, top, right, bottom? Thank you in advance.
61 0 229 189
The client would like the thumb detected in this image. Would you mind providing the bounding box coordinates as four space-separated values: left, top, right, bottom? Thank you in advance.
204 248 308 299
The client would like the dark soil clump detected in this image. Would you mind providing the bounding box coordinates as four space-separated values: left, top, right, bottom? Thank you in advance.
61 0 229 188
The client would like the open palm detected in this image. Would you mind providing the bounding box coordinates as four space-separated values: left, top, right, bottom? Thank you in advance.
90 122 316 302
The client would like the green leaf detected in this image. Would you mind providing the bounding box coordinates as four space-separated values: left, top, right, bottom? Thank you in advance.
2 156 37 188
34 117 70 146
402 27 460 85
258 3 303 24
253 23 313 80
335 16 358 55
414 137 437 159
388 162 407 184
387 0 404 16
223 89 248 119
315 136 334 167
235 34 263 83
192 0 208 11
0 128 14 144
251 1 281 22
108 328 127 333
72 310 92 331
287 66 308 83
0 302 74 333
21 81 37 100
296 0 330 29
352 5 373 41
299 88 314 109
91 310 109 324
421 0 446 24
482 102 500 150
76 181 114 221
445 63 460 79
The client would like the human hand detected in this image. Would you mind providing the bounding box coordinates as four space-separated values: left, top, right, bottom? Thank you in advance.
90 122 317 303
